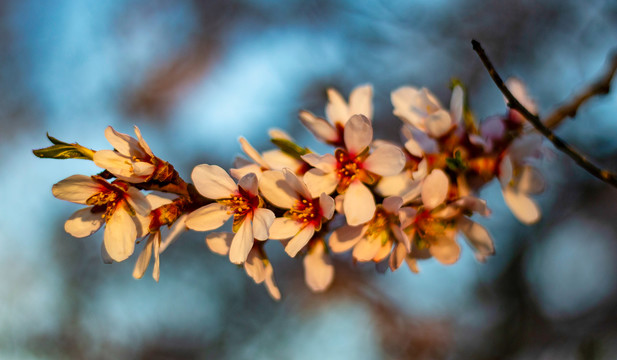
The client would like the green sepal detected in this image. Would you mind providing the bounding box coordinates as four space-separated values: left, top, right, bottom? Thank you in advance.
445 150 467 172
32 133 95 160
271 138 310 160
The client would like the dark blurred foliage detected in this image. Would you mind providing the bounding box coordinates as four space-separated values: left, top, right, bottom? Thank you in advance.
2 0 617 359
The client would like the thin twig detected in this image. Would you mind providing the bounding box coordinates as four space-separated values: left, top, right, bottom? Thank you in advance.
544 52 617 129
471 40 617 188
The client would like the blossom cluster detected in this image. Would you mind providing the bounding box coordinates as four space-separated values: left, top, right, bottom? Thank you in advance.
40 80 545 300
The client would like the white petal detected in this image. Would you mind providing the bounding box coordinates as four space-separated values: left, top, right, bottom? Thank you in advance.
253 208 275 241
93 150 142 182
405 257 420 273
191 164 237 199
239 137 269 169
517 166 545 194
268 128 293 141
52 175 102 204
506 77 537 114
391 224 410 252
303 240 334 292
363 144 406 176
132 162 155 177
458 217 495 262
382 196 403 214
133 125 153 157
262 150 302 171
319 193 335 220
391 87 426 131
125 186 151 216
285 225 315 257
449 85 464 126
259 170 297 209
344 180 375 226
352 238 382 262
103 207 137 262
152 232 161 282
264 261 281 301
349 84 373 121
244 248 266 283
299 111 339 143
145 192 176 209
269 217 303 240
389 242 408 271
303 169 338 197
429 234 460 265
104 126 142 157
344 115 373 155
374 172 413 198
326 88 349 125
238 172 259 196
283 169 312 200
229 218 254 264
159 214 187 253
205 232 234 255
421 169 449 210
329 225 365 253
64 207 104 238
230 164 262 181
499 155 513 188
301 153 337 172
132 235 153 279
404 138 424 158
503 188 541 224
452 196 491 217
425 109 452 138
184 203 232 231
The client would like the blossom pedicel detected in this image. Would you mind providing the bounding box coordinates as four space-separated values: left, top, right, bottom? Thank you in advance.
38 81 546 300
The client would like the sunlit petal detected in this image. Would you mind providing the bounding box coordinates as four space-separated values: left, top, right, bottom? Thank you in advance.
191 164 237 199
229 218 253 264
103 207 137 262
303 240 334 292
52 175 102 204
344 180 375 226
299 111 339 143
329 225 366 253
344 115 373 155
421 169 449 210
253 208 275 241
185 203 232 232
64 207 104 238
363 144 406 176
303 169 338 197
285 225 315 257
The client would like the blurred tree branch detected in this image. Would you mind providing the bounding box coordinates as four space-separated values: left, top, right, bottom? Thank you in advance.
472 39 617 188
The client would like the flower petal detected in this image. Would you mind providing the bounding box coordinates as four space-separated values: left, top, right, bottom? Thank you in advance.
382 196 403 214
191 164 237 199
64 207 104 238
239 137 269 169
363 144 406 176
319 193 335 220
238 172 259 196
349 84 373 120
268 128 293 141
259 170 297 209
303 240 334 292
425 109 452 138
301 153 337 172
389 242 408 271
283 169 312 200
285 225 315 257
103 207 137 262
391 86 426 130
326 88 349 125
133 125 153 157
93 150 142 182
185 203 232 232
262 150 302 171
52 175 102 204
230 164 262 181
329 225 365 253
299 111 339 143
104 126 142 157
429 233 460 265
458 217 495 262
449 85 464 126
344 115 373 155
160 215 187 253
205 232 233 255
269 217 303 240
244 248 266 283
132 234 153 279
352 239 382 262
125 186 151 216
344 180 375 226
229 218 253 264
421 169 449 210
517 166 545 194
303 169 338 197
253 208 275 241
264 260 281 301
503 188 541 224
152 232 161 282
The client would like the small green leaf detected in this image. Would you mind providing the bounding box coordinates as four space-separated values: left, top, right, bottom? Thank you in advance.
33 134 95 160
445 150 467 172
271 138 310 159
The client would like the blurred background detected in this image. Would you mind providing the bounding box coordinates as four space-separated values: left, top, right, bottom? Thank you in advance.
2 0 617 359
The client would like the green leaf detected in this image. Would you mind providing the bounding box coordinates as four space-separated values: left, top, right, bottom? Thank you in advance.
271 138 310 159
445 150 467 172
33 134 95 160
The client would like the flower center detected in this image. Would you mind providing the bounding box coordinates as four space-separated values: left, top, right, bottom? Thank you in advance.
221 188 260 218
288 197 322 228
413 209 449 240
365 206 395 245
335 148 363 190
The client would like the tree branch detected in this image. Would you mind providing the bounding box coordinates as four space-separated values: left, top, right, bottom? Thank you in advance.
471 39 617 188
543 52 617 129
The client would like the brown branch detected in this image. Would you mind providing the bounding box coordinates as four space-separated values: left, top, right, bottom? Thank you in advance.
471 40 617 188
544 52 617 129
